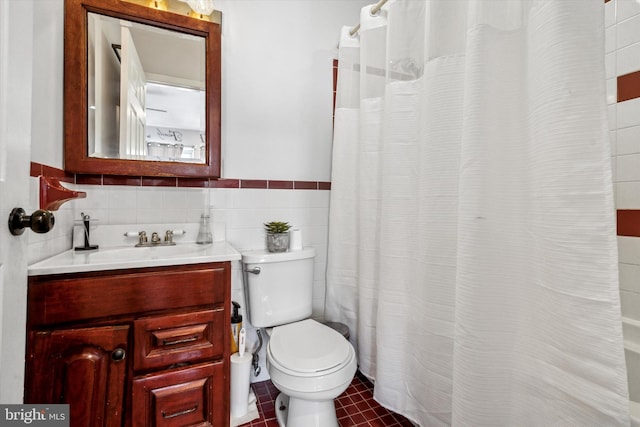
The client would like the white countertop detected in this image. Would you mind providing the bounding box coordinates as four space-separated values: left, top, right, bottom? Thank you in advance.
28 241 241 276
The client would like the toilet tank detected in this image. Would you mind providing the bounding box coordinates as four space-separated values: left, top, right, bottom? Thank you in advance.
242 247 315 328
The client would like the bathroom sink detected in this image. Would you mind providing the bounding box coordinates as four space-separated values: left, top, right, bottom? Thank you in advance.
28 242 241 276
82 244 208 262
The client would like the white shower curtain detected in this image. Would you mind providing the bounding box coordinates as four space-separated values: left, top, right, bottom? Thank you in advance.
325 1 631 425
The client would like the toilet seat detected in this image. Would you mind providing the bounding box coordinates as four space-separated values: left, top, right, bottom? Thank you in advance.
267 319 352 374
265 319 358 426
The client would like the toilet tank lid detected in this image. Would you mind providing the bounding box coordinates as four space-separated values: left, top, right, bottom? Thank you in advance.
241 247 315 264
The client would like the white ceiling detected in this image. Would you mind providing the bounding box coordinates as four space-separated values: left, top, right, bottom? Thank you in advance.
145 82 205 130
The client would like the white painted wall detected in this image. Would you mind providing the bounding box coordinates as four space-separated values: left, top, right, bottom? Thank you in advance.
31 0 64 168
217 0 366 180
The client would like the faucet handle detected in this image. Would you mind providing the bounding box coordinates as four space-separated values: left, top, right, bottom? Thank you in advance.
124 230 147 244
164 230 174 243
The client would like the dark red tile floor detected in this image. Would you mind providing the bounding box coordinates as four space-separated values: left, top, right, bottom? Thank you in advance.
239 370 414 427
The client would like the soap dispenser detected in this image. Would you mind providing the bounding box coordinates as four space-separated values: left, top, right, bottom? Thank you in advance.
75 213 99 251
196 213 213 244
231 301 243 352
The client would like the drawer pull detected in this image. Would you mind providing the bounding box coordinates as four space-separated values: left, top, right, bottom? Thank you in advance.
162 405 198 419
167 362 192 369
162 335 199 346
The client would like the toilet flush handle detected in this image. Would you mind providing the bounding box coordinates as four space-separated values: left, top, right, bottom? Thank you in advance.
244 266 261 275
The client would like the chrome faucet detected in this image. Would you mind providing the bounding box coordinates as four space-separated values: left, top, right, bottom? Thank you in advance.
138 231 148 246
128 229 181 247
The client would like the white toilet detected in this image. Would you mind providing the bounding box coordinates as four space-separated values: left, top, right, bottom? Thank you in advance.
242 247 357 427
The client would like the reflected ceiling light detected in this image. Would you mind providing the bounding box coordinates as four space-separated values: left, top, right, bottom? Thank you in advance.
178 0 215 16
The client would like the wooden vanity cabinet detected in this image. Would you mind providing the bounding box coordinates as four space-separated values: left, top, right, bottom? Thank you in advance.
25 262 231 427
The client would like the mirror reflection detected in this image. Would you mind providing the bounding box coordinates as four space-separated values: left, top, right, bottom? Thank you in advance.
87 12 206 163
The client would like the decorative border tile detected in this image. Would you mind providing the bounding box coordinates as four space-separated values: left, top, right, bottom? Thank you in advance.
617 210 640 237
103 175 142 186
617 70 640 102
211 179 240 188
75 174 102 185
241 180 268 189
294 181 318 190
30 162 331 190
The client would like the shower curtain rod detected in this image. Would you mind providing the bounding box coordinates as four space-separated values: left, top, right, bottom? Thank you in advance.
349 0 388 37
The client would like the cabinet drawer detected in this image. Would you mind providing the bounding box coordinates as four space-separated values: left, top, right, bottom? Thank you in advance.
28 263 229 326
132 362 224 427
134 310 224 372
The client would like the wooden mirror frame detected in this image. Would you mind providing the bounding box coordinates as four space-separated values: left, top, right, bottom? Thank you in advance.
64 0 221 178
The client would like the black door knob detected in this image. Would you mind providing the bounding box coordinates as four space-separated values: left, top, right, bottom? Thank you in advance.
8 208 55 236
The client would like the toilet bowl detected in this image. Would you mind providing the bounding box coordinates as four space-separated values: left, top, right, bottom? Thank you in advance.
241 248 357 426
266 319 357 427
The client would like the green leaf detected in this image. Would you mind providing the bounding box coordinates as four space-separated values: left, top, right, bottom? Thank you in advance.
264 221 292 233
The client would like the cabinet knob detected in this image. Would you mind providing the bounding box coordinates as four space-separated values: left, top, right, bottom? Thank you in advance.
111 348 126 362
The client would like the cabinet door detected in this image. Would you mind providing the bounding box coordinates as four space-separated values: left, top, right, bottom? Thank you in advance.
132 362 225 427
25 325 129 427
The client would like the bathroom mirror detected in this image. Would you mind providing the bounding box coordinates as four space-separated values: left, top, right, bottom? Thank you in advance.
64 0 221 177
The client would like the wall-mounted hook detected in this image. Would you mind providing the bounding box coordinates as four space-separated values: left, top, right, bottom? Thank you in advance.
8 208 55 236
39 176 86 211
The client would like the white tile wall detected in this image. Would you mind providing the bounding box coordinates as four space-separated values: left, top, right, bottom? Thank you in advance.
616 97 640 129
617 42 640 76
617 125 640 155
609 0 640 322
618 0 640 25
214 187 330 320
616 14 640 49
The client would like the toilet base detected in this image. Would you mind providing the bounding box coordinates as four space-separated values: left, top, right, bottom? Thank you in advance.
274 393 339 427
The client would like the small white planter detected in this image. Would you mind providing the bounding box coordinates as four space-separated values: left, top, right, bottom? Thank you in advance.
266 233 289 252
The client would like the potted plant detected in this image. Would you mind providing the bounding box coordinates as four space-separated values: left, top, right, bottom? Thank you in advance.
264 221 292 253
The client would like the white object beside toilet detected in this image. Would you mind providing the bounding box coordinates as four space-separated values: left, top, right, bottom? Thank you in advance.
242 248 357 427
230 351 252 418
231 328 252 418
